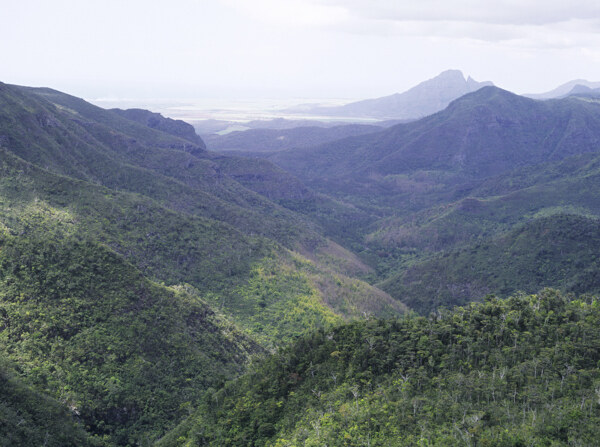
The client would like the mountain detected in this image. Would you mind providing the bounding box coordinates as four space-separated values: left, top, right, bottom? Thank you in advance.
159 290 600 446
270 87 600 210
291 70 493 120
111 107 206 147
382 214 600 314
205 123 382 153
264 86 600 313
525 79 600 100
6 77 600 445
565 84 600 99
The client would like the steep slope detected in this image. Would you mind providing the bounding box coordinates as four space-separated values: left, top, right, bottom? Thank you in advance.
1 83 322 250
294 70 492 119
0 82 411 444
0 82 405 362
382 214 600 314
0 357 94 447
0 141 402 343
160 290 600 447
111 107 206 146
0 221 261 444
1 83 405 283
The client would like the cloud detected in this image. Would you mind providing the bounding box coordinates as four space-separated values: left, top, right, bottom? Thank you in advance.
319 0 600 26
222 0 349 27
271 0 600 50
221 0 600 48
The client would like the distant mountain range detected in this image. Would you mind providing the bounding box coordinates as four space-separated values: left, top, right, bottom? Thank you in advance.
285 69 493 120
271 86 600 186
525 79 600 99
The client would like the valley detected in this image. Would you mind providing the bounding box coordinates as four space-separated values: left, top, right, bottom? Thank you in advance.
2 71 600 446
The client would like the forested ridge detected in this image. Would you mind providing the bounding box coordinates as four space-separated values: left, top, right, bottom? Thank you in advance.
161 290 600 446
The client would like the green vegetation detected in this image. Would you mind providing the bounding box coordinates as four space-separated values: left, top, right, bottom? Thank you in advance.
0 225 261 445
161 290 600 446
0 356 94 446
211 253 404 347
6 79 600 446
0 82 405 444
382 214 600 314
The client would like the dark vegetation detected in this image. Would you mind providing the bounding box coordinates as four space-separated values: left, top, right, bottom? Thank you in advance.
161 290 600 446
0 356 95 446
383 214 600 314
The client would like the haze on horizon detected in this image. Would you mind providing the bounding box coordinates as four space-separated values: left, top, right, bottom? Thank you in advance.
2 0 600 101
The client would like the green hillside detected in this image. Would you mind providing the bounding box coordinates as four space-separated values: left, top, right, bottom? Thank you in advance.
0 223 261 445
381 214 600 313
160 290 600 447
0 83 407 445
0 356 95 446
0 82 321 250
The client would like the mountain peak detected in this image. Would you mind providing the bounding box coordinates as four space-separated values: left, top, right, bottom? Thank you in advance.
436 69 466 81
296 70 495 120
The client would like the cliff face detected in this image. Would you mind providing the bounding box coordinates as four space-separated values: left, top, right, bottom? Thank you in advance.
111 107 206 151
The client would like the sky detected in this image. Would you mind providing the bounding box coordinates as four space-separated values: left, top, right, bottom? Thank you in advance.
2 0 600 101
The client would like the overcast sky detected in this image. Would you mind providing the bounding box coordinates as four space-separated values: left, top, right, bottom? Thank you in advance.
3 0 600 100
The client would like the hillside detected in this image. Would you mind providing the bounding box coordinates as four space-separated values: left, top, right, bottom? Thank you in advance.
160 290 600 446
0 220 261 444
1 82 323 250
111 108 206 146
0 356 95 446
381 214 600 314
0 83 408 444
